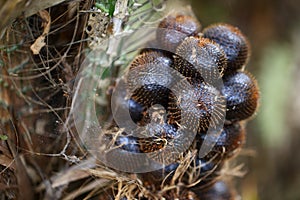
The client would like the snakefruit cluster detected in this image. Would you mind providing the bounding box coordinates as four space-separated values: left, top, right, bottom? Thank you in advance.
106 12 259 200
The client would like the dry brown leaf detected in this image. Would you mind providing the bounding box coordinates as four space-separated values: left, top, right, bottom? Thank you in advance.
0 154 15 170
52 169 90 188
30 10 51 55
62 180 109 200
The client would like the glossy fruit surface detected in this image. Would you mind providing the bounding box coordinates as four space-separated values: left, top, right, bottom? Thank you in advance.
222 71 259 121
157 14 201 51
203 23 250 74
175 37 227 83
168 81 226 132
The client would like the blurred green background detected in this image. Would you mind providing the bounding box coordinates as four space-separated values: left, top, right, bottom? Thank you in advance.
189 0 300 199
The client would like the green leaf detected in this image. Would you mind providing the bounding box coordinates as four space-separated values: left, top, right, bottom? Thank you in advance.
95 0 117 17
0 134 8 141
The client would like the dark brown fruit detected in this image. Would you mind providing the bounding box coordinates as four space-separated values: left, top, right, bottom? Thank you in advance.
221 71 259 121
139 156 222 190
214 122 245 156
139 161 179 187
126 50 175 124
168 81 226 132
189 156 224 190
174 37 227 84
126 50 174 92
115 134 141 153
192 180 237 200
157 14 201 52
198 122 246 159
130 84 171 123
114 122 180 154
203 23 250 74
128 98 145 124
